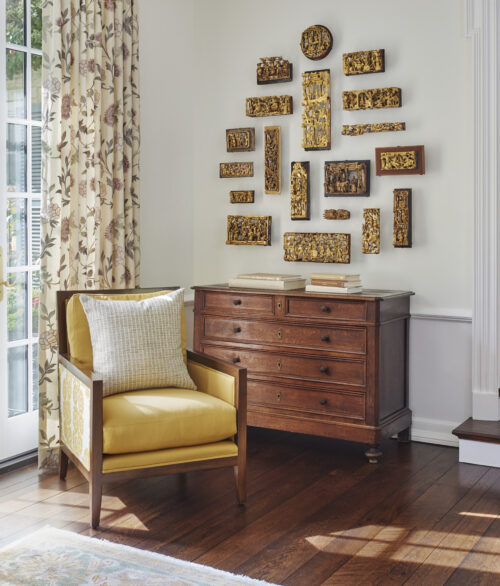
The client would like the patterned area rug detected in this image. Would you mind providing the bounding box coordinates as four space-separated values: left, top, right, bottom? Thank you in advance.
0 527 277 585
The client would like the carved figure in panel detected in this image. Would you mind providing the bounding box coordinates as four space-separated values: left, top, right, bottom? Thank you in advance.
302 69 331 151
226 215 271 246
343 87 401 110
362 208 380 254
375 145 425 175
324 161 370 196
283 232 350 264
393 189 412 248
343 49 385 76
264 126 281 194
300 25 333 60
226 128 255 152
257 57 293 84
342 122 406 136
220 162 254 178
246 96 293 117
323 209 350 220
290 162 310 220
230 191 254 204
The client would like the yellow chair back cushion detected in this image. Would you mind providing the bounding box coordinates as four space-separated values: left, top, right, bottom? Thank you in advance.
66 290 187 369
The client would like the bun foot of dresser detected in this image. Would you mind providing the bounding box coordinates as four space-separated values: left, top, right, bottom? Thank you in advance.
365 445 382 464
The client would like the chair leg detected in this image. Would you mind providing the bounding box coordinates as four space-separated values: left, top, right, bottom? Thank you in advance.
59 450 69 480
89 476 102 529
234 464 246 506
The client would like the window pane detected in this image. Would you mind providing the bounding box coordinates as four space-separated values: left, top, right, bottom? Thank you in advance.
8 346 28 417
30 0 42 50
32 343 38 410
32 270 40 335
31 198 40 263
31 126 41 191
7 198 27 266
31 54 41 120
7 271 27 341
6 49 26 118
7 123 27 192
6 0 25 46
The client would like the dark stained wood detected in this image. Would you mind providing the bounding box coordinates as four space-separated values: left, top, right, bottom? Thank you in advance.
452 417 500 444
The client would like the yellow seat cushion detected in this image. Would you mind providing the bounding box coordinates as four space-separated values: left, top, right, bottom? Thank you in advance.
102 387 237 454
66 290 187 369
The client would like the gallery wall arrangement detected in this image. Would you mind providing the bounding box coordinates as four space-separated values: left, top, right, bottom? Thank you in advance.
219 24 426 262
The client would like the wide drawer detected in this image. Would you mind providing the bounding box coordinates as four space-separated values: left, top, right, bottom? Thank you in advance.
248 380 365 421
203 291 275 316
202 344 366 387
285 296 368 322
202 316 366 355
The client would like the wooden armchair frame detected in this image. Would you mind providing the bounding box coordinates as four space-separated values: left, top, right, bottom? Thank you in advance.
56 287 247 528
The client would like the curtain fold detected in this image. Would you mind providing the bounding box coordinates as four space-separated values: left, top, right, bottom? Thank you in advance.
39 0 140 471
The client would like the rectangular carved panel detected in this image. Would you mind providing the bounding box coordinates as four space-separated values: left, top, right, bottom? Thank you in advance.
362 208 380 254
283 232 351 263
230 191 254 203
302 69 331 151
246 95 293 117
342 122 406 136
343 49 385 75
264 126 281 194
375 145 425 175
220 162 254 178
393 189 412 248
323 209 350 220
257 57 292 84
290 162 310 220
226 128 255 152
343 87 401 110
227 215 271 246
324 161 370 196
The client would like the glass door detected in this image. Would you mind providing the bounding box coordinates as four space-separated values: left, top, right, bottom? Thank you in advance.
0 0 41 462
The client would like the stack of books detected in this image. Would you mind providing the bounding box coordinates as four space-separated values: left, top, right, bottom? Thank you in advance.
228 273 306 290
305 273 363 294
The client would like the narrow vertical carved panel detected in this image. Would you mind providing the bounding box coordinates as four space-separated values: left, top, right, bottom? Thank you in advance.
362 209 380 254
264 126 281 194
290 162 310 220
302 69 331 151
393 189 412 248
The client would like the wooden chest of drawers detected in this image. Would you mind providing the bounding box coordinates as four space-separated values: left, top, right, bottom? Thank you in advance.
193 285 413 462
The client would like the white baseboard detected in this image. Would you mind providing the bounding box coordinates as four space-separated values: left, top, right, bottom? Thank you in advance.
458 439 500 468
410 417 460 447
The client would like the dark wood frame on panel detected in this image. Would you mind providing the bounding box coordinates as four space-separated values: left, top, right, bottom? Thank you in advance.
375 145 425 176
226 128 255 152
324 160 370 197
257 57 293 85
393 189 412 248
300 25 333 60
57 288 247 529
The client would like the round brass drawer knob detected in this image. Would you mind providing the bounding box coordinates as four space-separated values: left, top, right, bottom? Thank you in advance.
319 399 327 405
234 327 241 333
321 335 330 342
232 357 241 363
320 305 330 312
319 366 329 374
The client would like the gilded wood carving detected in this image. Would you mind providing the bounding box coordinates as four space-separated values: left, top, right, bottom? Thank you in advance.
343 87 401 110
375 145 425 175
226 215 271 246
246 96 293 117
230 191 254 203
362 208 380 254
302 69 331 151
257 57 292 84
290 162 310 220
300 25 333 60
220 162 254 178
284 232 350 263
393 189 412 248
264 126 281 194
226 128 255 152
324 161 370 196
323 209 350 220
343 49 385 75
342 122 406 136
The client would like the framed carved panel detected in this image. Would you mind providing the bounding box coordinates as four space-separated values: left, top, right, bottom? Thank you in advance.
264 126 281 194
246 96 293 117
300 25 333 60
283 232 351 263
226 215 271 246
226 128 255 152
324 161 370 196
323 209 350 220
343 49 385 75
302 69 331 151
257 57 293 84
375 145 425 175
290 162 310 220
393 189 412 247
230 191 254 203
342 122 406 136
343 87 401 110
362 208 380 254
220 162 254 178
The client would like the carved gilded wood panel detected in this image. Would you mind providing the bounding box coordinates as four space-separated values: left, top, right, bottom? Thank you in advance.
302 69 331 151
220 162 254 178
343 87 401 110
230 191 254 203
246 96 293 117
323 209 350 220
283 232 351 263
257 57 292 84
300 25 333 60
226 215 271 246
342 122 406 136
393 189 412 248
375 145 425 175
343 49 385 75
362 209 380 254
226 128 255 152
290 162 310 220
264 126 281 194
324 161 370 196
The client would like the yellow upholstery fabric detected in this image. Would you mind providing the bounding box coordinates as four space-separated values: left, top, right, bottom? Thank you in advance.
102 387 236 455
102 440 237 473
66 290 187 368
187 360 235 406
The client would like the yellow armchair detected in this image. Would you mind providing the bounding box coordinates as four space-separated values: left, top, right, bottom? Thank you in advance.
57 288 247 528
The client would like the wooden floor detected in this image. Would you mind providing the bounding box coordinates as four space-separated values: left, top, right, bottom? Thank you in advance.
1 429 500 585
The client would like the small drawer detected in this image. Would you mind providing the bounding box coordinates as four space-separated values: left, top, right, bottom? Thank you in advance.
203 291 274 316
285 297 368 322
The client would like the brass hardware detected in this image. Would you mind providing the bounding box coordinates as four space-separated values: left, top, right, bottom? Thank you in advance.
277 329 282 340
319 366 329 373
277 300 282 311
321 335 330 342
277 360 282 370
320 305 329 312
234 327 241 333
277 391 281 402
233 299 242 305
232 357 241 363
319 398 327 405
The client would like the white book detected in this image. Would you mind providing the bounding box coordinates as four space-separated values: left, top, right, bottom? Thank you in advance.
236 272 302 281
306 284 363 294
229 278 306 290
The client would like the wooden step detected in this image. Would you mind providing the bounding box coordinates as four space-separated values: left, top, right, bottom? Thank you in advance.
452 417 500 444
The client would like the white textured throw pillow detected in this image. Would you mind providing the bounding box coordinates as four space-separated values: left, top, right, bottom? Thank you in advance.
80 289 196 397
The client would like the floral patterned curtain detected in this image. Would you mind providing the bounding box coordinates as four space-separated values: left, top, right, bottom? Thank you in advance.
39 0 140 471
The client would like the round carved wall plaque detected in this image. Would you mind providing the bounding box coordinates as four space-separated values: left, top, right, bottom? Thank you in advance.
300 25 333 60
